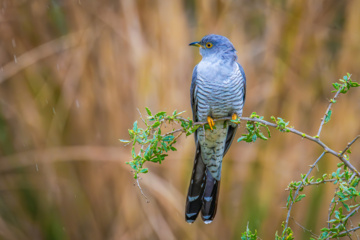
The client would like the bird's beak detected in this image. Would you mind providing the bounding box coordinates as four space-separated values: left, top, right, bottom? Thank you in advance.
189 41 202 48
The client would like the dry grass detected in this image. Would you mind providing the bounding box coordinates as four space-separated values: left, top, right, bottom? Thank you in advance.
0 0 359 239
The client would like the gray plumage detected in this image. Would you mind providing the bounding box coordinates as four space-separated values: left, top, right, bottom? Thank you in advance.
186 34 246 224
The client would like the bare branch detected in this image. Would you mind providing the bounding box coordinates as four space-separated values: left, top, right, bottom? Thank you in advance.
341 135 360 157
136 178 149 203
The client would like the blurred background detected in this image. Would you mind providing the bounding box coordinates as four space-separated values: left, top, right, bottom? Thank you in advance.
0 0 360 239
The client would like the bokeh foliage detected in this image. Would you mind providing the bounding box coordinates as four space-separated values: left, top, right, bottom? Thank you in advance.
0 0 360 239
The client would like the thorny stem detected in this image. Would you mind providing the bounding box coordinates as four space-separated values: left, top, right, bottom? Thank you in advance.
283 152 326 235
317 86 343 137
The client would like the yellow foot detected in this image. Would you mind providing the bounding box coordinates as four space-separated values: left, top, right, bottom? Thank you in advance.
207 116 215 130
232 113 238 121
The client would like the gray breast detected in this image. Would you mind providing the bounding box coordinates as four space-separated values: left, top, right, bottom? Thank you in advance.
195 64 245 121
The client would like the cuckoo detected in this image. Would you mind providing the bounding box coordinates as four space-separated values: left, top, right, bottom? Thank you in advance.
186 34 246 224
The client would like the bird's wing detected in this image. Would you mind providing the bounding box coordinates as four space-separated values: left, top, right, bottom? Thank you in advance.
190 65 199 142
238 62 247 103
223 62 246 156
186 65 207 223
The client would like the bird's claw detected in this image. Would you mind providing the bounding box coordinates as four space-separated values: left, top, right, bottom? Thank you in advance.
207 116 215 130
232 113 238 121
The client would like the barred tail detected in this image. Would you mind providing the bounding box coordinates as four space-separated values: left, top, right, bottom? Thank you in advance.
201 169 220 224
185 145 206 223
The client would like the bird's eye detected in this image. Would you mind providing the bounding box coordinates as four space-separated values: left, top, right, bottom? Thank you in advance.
205 42 213 48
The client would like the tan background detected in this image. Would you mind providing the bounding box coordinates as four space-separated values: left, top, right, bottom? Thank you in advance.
0 0 360 239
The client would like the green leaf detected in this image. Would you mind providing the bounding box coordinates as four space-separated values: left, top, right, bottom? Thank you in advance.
140 168 148 173
237 136 247 142
119 139 131 143
131 147 136 158
295 194 306 202
350 82 360 87
163 135 175 142
337 162 344 167
133 121 138 131
324 110 332 123
257 132 268 140
342 202 350 211
145 107 152 116
154 111 167 118
251 134 257 142
152 121 161 128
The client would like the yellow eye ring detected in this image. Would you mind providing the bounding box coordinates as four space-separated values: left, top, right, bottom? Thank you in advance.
205 42 213 48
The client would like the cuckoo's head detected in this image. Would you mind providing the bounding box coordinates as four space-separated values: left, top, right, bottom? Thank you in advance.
189 34 237 61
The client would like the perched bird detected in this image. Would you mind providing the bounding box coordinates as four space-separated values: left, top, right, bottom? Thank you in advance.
186 34 246 224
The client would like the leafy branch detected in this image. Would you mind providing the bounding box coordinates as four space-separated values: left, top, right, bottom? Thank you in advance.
121 73 360 239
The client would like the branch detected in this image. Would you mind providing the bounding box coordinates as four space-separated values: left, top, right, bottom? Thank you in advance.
290 217 319 238
337 226 360 238
283 152 326 234
285 179 336 191
343 205 360 225
341 135 360 157
193 116 360 177
317 86 342 137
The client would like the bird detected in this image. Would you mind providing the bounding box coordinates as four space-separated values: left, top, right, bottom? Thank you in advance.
185 34 246 224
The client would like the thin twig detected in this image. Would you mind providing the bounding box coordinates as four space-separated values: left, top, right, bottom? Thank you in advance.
290 217 319 238
328 188 339 233
328 204 360 237
348 173 357 185
341 135 360 157
283 152 326 235
343 205 360 224
285 179 336 190
317 86 343 137
137 108 147 125
136 178 149 203
337 226 360 238
163 128 184 137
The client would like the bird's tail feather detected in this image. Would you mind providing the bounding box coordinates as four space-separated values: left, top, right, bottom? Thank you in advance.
185 146 206 223
201 169 220 224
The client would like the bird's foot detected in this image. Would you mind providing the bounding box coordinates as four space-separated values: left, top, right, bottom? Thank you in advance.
207 116 215 130
232 113 238 120
230 113 239 128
